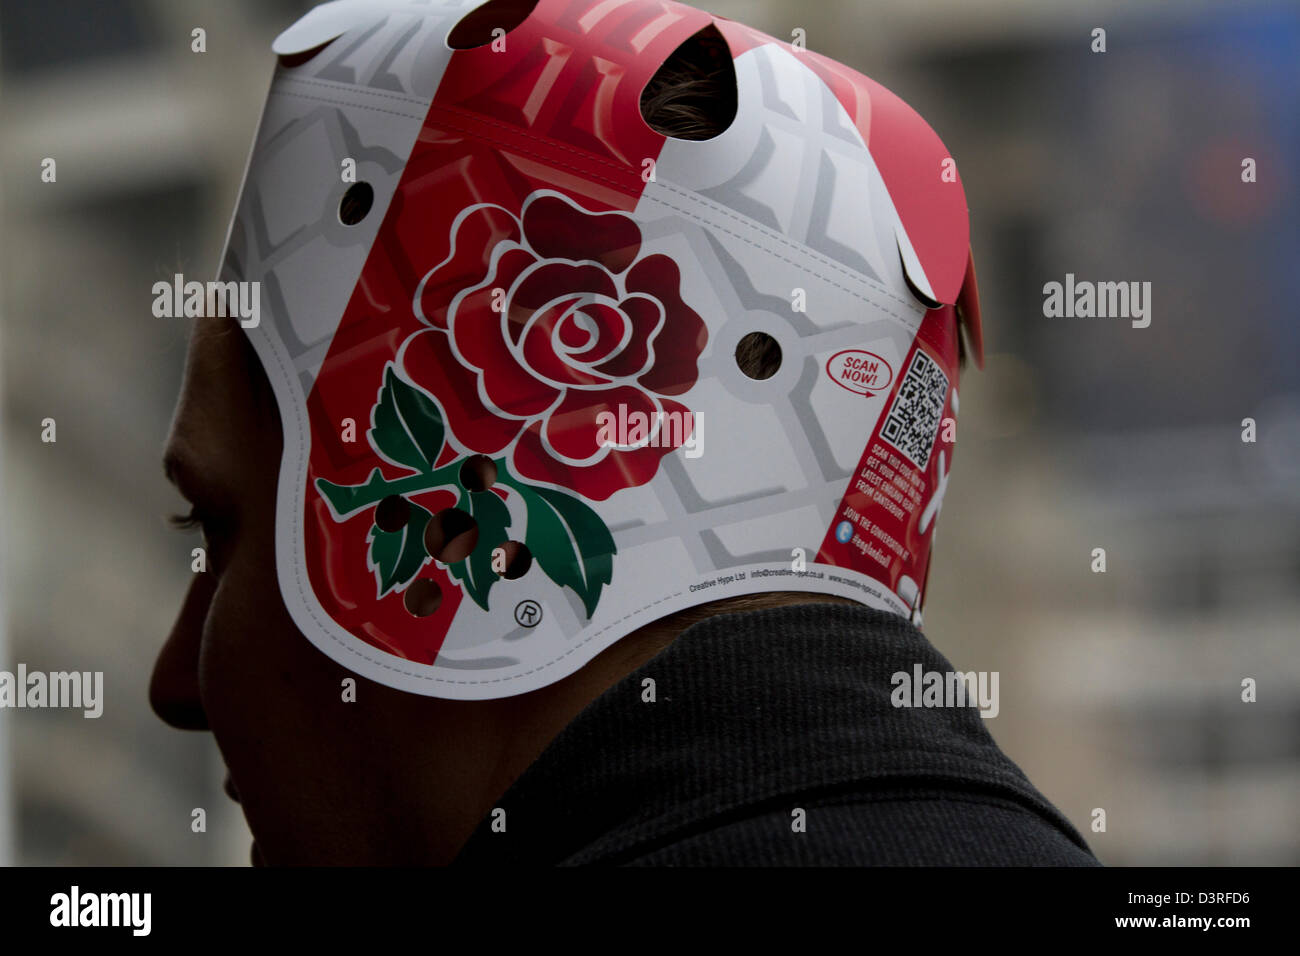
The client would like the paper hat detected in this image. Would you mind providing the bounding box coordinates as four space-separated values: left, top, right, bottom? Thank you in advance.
219 0 984 698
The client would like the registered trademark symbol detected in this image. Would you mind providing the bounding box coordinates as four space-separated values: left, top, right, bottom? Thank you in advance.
514 600 542 628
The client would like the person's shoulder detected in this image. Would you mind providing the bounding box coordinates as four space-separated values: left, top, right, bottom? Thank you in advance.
614 789 1103 867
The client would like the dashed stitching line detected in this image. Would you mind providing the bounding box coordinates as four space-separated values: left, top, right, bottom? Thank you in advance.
428 110 920 321
643 187 917 322
277 75 431 108
432 105 920 314
268 87 428 122
431 105 651 172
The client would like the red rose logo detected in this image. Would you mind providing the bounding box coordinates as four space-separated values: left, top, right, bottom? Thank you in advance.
400 191 708 501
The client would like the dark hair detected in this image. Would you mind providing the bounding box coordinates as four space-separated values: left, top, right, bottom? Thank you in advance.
639 25 736 141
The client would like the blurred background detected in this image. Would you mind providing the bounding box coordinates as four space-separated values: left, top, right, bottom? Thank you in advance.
0 0 1296 865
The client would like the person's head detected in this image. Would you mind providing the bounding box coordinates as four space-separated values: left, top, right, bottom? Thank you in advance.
153 0 981 864
156 316 854 865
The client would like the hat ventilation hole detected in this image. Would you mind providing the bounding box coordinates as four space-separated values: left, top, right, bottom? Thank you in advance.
375 494 410 533
493 541 533 580
403 579 443 617
424 507 479 564
338 182 374 225
458 455 498 493
446 0 540 50
640 24 737 141
277 38 336 68
735 332 782 381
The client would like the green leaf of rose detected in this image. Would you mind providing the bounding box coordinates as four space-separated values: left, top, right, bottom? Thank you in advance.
504 478 615 618
367 500 432 596
445 488 512 612
318 467 390 519
370 364 445 474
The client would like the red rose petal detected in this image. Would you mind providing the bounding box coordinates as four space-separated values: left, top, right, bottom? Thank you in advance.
511 261 618 317
625 254 708 397
513 398 693 502
416 205 521 329
543 385 657 461
522 194 641 273
449 255 563 419
592 295 660 379
568 302 626 364
557 311 590 349
455 246 535 354
478 344 562 418
521 302 608 388
401 329 521 454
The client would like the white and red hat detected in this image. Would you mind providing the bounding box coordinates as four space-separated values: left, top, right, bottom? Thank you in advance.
220 0 985 698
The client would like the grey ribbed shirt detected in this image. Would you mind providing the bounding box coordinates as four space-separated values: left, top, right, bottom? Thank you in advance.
452 603 1099 866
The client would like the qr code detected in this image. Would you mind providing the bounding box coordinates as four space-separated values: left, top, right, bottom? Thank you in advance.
880 350 949 470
